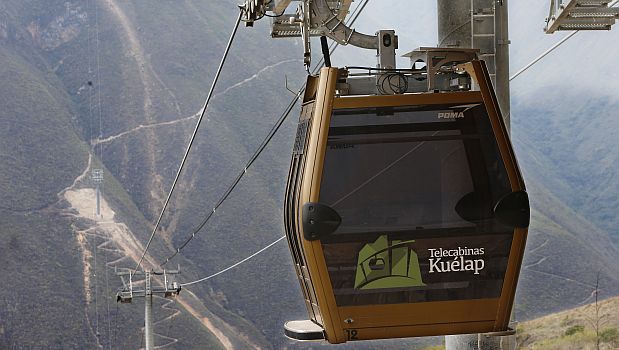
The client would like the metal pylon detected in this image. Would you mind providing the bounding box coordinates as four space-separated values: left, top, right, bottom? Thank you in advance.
115 267 182 350
545 0 619 33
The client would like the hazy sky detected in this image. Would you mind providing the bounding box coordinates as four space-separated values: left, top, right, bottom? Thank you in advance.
325 0 619 100
509 0 619 101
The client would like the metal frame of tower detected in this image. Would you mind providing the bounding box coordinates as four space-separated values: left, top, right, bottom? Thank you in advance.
115 268 182 350
438 1 515 349
438 0 510 127
92 169 104 217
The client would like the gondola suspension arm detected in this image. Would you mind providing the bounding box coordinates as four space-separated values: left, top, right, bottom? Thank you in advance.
240 0 390 69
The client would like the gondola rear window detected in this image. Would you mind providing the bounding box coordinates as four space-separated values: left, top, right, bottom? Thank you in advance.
318 101 514 306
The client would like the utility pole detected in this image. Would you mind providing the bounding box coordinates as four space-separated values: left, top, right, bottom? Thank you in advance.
115 267 182 350
92 169 104 217
438 1 516 349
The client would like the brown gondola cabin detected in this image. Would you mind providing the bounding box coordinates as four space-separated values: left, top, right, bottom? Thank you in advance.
283 60 529 344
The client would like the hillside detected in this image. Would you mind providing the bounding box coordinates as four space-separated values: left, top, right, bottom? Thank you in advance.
422 296 619 350
1 0 619 349
516 296 619 349
513 141 619 320
510 0 619 249
0 4 94 346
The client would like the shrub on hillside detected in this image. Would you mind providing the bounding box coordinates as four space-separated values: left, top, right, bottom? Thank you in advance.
564 325 585 336
600 327 619 346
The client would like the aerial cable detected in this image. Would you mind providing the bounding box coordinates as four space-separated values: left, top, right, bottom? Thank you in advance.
509 31 577 82
161 0 371 268
113 302 119 350
93 235 100 339
160 91 302 266
86 0 94 143
171 0 372 286
94 0 104 163
104 243 112 350
181 236 287 286
133 9 243 272
510 0 619 82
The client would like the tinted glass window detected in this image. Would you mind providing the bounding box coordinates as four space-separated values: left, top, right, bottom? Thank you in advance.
318 101 514 306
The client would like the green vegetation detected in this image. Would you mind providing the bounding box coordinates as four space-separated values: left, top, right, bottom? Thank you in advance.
517 296 619 350
422 345 446 350
0 210 96 349
0 48 88 211
565 324 585 336
600 327 619 346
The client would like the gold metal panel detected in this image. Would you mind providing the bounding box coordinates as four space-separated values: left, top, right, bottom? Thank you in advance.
332 91 483 110
469 59 529 330
339 299 500 328
350 321 497 342
466 60 525 191
298 67 346 343
495 227 528 329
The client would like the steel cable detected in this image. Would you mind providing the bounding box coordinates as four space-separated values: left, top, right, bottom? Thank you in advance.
173 0 373 284
134 9 243 272
511 0 619 81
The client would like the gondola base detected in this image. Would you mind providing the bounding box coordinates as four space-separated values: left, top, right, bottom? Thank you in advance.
284 320 326 341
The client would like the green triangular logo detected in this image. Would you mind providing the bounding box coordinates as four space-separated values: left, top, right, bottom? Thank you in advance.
354 235 425 290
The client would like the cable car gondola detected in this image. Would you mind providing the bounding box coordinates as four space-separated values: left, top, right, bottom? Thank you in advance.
283 55 529 343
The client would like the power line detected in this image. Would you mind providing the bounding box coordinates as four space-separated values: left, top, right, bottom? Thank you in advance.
172 0 373 285
510 0 619 82
134 9 243 272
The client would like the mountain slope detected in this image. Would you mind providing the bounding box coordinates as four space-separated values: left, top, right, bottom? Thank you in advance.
516 296 619 349
0 1 259 348
0 10 93 347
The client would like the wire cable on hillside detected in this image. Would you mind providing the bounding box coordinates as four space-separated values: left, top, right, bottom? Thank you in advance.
510 0 619 82
113 302 119 350
93 234 99 340
94 0 104 165
181 236 287 286
133 9 243 272
86 0 95 147
171 0 372 285
160 89 302 266
104 242 112 350
92 1 112 345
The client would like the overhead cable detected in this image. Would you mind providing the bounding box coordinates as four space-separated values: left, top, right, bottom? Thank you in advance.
509 31 577 82
176 0 618 287
511 0 619 81
181 236 286 286
160 90 303 266
134 9 243 272
174 0 372 285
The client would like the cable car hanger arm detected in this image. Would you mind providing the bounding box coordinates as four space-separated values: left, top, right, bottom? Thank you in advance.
240 0 388 68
